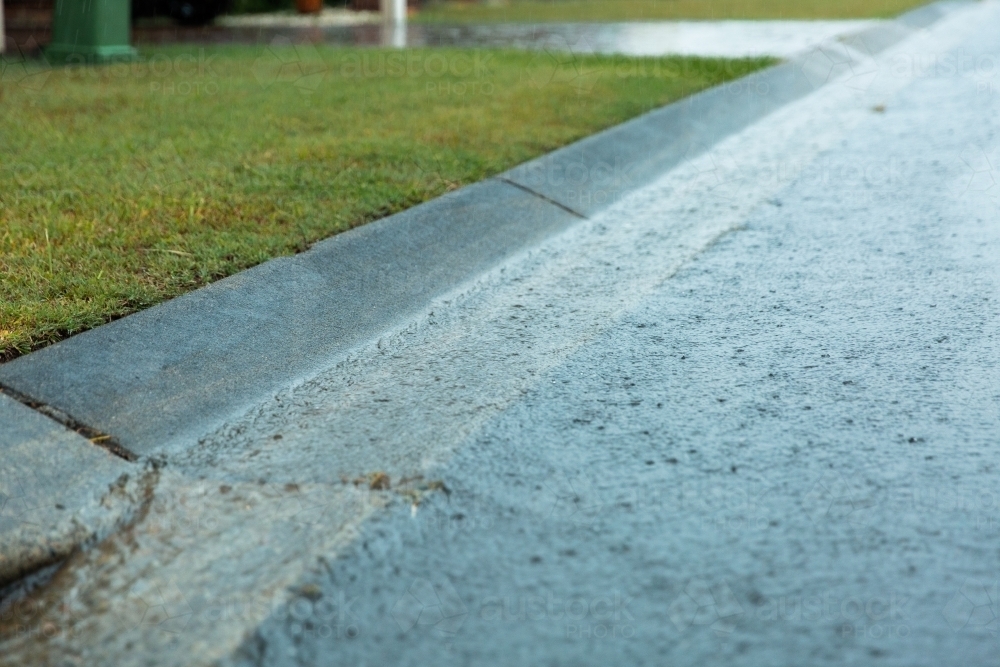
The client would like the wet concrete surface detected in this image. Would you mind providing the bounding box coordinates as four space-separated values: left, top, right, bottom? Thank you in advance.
130 19 875 58
220 7 1000 663
1 2 997 665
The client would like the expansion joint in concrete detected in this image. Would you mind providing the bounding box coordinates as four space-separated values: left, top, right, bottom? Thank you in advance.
0 385 138 462
495 177 589 220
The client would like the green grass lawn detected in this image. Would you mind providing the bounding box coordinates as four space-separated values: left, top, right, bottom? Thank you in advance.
0 46 771 361
416 0 930 23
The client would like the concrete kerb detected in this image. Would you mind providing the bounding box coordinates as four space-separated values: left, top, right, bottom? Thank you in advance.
500 58 813 217
0 179 583 458
0 0 970 597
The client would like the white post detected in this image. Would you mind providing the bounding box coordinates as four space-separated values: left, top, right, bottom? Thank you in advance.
382 0 406 24
380 0 406 48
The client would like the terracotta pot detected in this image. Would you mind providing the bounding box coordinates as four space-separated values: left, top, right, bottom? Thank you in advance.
296 0 322 14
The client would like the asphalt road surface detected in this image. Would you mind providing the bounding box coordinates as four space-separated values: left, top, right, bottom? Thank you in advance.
229 6 1000 665
2 2 998 666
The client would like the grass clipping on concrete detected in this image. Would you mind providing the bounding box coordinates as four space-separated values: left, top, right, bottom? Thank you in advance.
0 46 770 361
416 0 931 22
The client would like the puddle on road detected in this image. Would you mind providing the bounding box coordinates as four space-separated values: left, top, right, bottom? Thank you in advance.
134 19 877 58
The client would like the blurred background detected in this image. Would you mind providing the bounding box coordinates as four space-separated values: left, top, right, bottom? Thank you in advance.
1 0 924 55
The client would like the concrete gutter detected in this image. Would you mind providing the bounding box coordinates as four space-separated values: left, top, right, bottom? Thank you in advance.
0 0 968 592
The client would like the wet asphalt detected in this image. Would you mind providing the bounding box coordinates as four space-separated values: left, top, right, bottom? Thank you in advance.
1 3 997 666
215 4 1000 665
